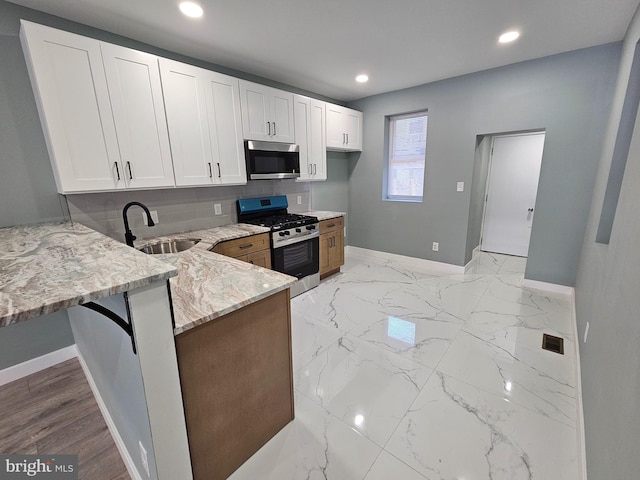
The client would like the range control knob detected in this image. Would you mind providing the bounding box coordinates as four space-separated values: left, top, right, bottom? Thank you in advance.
306 225 316 230
296 228 302 233
279 231 286 237
283 230 291 235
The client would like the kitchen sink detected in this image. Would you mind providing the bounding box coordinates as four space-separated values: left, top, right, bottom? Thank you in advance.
139 239 201 254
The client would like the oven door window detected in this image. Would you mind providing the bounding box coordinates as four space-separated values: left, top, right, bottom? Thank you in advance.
273 237 319 279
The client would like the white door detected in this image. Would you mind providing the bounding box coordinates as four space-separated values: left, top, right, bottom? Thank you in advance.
326 103 345 149
309 99 327 180
159 58 215 186
270 88 295 143
239 81 270 141
481 133 545 257
101 44 175 188
20 21 123 192
204 71 247 185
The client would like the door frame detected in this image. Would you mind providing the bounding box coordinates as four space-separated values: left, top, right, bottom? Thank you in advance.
479 130 546 258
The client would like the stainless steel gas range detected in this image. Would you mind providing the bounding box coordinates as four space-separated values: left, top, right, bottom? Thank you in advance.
237 195 319 297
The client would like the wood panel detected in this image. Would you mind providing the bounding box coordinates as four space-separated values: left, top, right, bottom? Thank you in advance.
319 216 344 234
175 289 293 480
211 233 270 257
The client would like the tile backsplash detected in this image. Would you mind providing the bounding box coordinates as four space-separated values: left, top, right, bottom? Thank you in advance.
65 180 311 243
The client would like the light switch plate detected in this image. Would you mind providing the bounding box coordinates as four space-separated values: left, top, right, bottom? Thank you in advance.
214 203 222 215
457 182 464 192
432 242 439 251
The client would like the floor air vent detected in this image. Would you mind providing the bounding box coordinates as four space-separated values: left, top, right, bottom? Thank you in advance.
542 334 564 355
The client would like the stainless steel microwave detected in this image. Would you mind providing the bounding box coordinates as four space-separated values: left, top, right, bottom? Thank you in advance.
245 141 300 180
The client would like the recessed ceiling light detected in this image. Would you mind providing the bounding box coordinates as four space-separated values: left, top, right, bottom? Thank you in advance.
355 74 369 83
498 31 520 44
179 2 203 18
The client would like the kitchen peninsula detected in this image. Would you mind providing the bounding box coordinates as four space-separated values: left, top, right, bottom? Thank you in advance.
0 221 297 480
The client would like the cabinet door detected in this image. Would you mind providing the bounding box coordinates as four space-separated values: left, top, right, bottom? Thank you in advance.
101 43 174 189
309 99 327 180
239 81 270 141
204 72 247 185
246 250 272 269
325 103 346 149
344 109 363 151
329 230 345 270
20 21 123 193
159 59 215 186
270 89 295 143
319 232 332 276
293 95 312 180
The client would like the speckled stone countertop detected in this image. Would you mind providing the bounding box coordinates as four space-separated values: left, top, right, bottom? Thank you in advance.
136 224 296 335
0 222 177 327
303 210 346 221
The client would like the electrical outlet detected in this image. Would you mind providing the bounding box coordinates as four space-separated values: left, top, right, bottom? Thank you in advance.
214 203 222 215
139 441 150 478
457 181 464 192
143 211 159 225
584 322 590 344
297 195 302 205
432 242 439 252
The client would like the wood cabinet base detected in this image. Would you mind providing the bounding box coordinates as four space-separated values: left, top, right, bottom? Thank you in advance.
175 289 294 480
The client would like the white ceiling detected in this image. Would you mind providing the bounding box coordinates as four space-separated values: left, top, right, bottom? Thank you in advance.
8 0 640 101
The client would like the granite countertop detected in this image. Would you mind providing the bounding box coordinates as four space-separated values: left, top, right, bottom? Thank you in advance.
0 221 177 327
136 224 296 335
303 210 346 221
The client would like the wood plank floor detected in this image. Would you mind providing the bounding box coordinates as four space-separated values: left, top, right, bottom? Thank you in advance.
0 358 130 480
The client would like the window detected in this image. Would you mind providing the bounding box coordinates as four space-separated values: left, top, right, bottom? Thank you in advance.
385 111 428 201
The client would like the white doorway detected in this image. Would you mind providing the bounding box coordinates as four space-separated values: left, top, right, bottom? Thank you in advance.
481 132 545 257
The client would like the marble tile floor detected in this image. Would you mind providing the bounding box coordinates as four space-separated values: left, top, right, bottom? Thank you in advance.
230 250 580 480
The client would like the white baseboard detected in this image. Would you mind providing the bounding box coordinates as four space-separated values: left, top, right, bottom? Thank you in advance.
571 290 588 480
0 345 78 386
76 350 143 480
522 279 575 296
346 246 465 275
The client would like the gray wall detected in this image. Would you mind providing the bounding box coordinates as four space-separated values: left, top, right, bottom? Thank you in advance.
574 4 640 478
311 151 351 242
348 44 620 285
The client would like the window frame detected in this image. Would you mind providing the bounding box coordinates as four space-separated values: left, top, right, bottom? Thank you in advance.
383 110 428 203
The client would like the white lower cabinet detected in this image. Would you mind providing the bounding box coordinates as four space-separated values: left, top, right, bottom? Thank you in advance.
294 95 326 181
159 59 246 186
20 20 176 193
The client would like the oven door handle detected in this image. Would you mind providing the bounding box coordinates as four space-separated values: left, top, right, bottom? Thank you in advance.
272 230 319 248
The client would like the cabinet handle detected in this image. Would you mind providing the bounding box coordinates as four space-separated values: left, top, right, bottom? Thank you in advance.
327 223 336 228
217 163 221 178
114 162 120 181
273 122 277 136
343 133 346 144
208 162 213 178
346 133 349 145
313 163 316 175
127 161 133 180
249 260 254 264
267 121 271 135
239 243 254 249
308 163 312 175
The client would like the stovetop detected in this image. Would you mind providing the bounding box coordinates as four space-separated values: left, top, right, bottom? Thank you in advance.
241 213 318 231
237 195 318 231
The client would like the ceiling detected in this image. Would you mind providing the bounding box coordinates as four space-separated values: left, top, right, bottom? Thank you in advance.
8 0 640 101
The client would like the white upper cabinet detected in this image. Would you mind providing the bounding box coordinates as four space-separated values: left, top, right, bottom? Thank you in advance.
160 59 246 186
294 95 326 181
20 21 176 193
239 81 295 143
20 21 124 193
101 43 174 189
326 103 363 151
